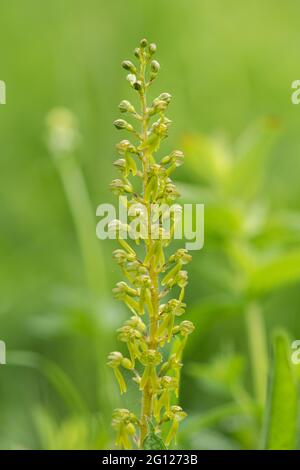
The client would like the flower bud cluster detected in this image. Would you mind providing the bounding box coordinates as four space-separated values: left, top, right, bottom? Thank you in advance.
107 39 194 449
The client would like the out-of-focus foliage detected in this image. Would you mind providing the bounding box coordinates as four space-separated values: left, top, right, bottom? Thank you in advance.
177 122 300 449
0 0 300 450
263 332 298 450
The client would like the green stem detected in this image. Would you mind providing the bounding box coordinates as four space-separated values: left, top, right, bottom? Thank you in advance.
139 56 160 447
54 152 108 297
53 151 113 421
245 302 268 406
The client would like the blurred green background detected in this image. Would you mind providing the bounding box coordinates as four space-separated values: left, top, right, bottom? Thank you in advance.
0 0 300 449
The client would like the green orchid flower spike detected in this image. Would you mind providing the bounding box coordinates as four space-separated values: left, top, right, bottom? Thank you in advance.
107 38 194 449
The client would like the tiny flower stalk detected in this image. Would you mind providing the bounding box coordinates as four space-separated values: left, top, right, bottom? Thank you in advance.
107 39 194 449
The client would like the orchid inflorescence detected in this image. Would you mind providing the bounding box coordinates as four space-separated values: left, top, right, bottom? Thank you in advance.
107 38 194 449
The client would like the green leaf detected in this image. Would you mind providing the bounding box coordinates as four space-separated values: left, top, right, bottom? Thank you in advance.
248 250 300 296
229 117 279 201
263 332 298 450
187 294 244 339
9 351 87 415
182 133 232 186
179 403 242 438
143 422 166 450
188 354 245 397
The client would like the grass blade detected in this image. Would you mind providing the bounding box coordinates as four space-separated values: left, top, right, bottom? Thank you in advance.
263 332 298 450
9 350 88 415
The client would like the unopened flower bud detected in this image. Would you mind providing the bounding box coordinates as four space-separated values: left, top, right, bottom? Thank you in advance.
133 80 142 91
151 60 160 73
159 92 172 103
134 47 141 59
140 38 148 48
122 60 136 74
113 119 134 132
149 43 157 55
121 357 134 370
119 100 135 114
127 73 137 87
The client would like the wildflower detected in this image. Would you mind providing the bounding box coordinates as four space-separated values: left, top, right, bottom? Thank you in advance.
107 352 133 395
163 406 187 446
154 376 178 421
140 350 162 391
112 408 138 449
108 39 194 449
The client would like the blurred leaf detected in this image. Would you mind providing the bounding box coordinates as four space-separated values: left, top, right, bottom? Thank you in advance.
34 408 108 450
228 117 280 201
187 294 245 339
187 428 240 450
182 133 232 186
177 181 216 205
188 354 245 396
245 303 268 404
180 403 242 437
263 332 298 450
254 211 300 247
52 148 108 297
226 241 257 280
248 250 300 296
9 351 87 415
205 205 243 238
143 423 166 450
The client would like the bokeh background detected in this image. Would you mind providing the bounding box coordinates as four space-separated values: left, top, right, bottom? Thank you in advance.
0 0 300 449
